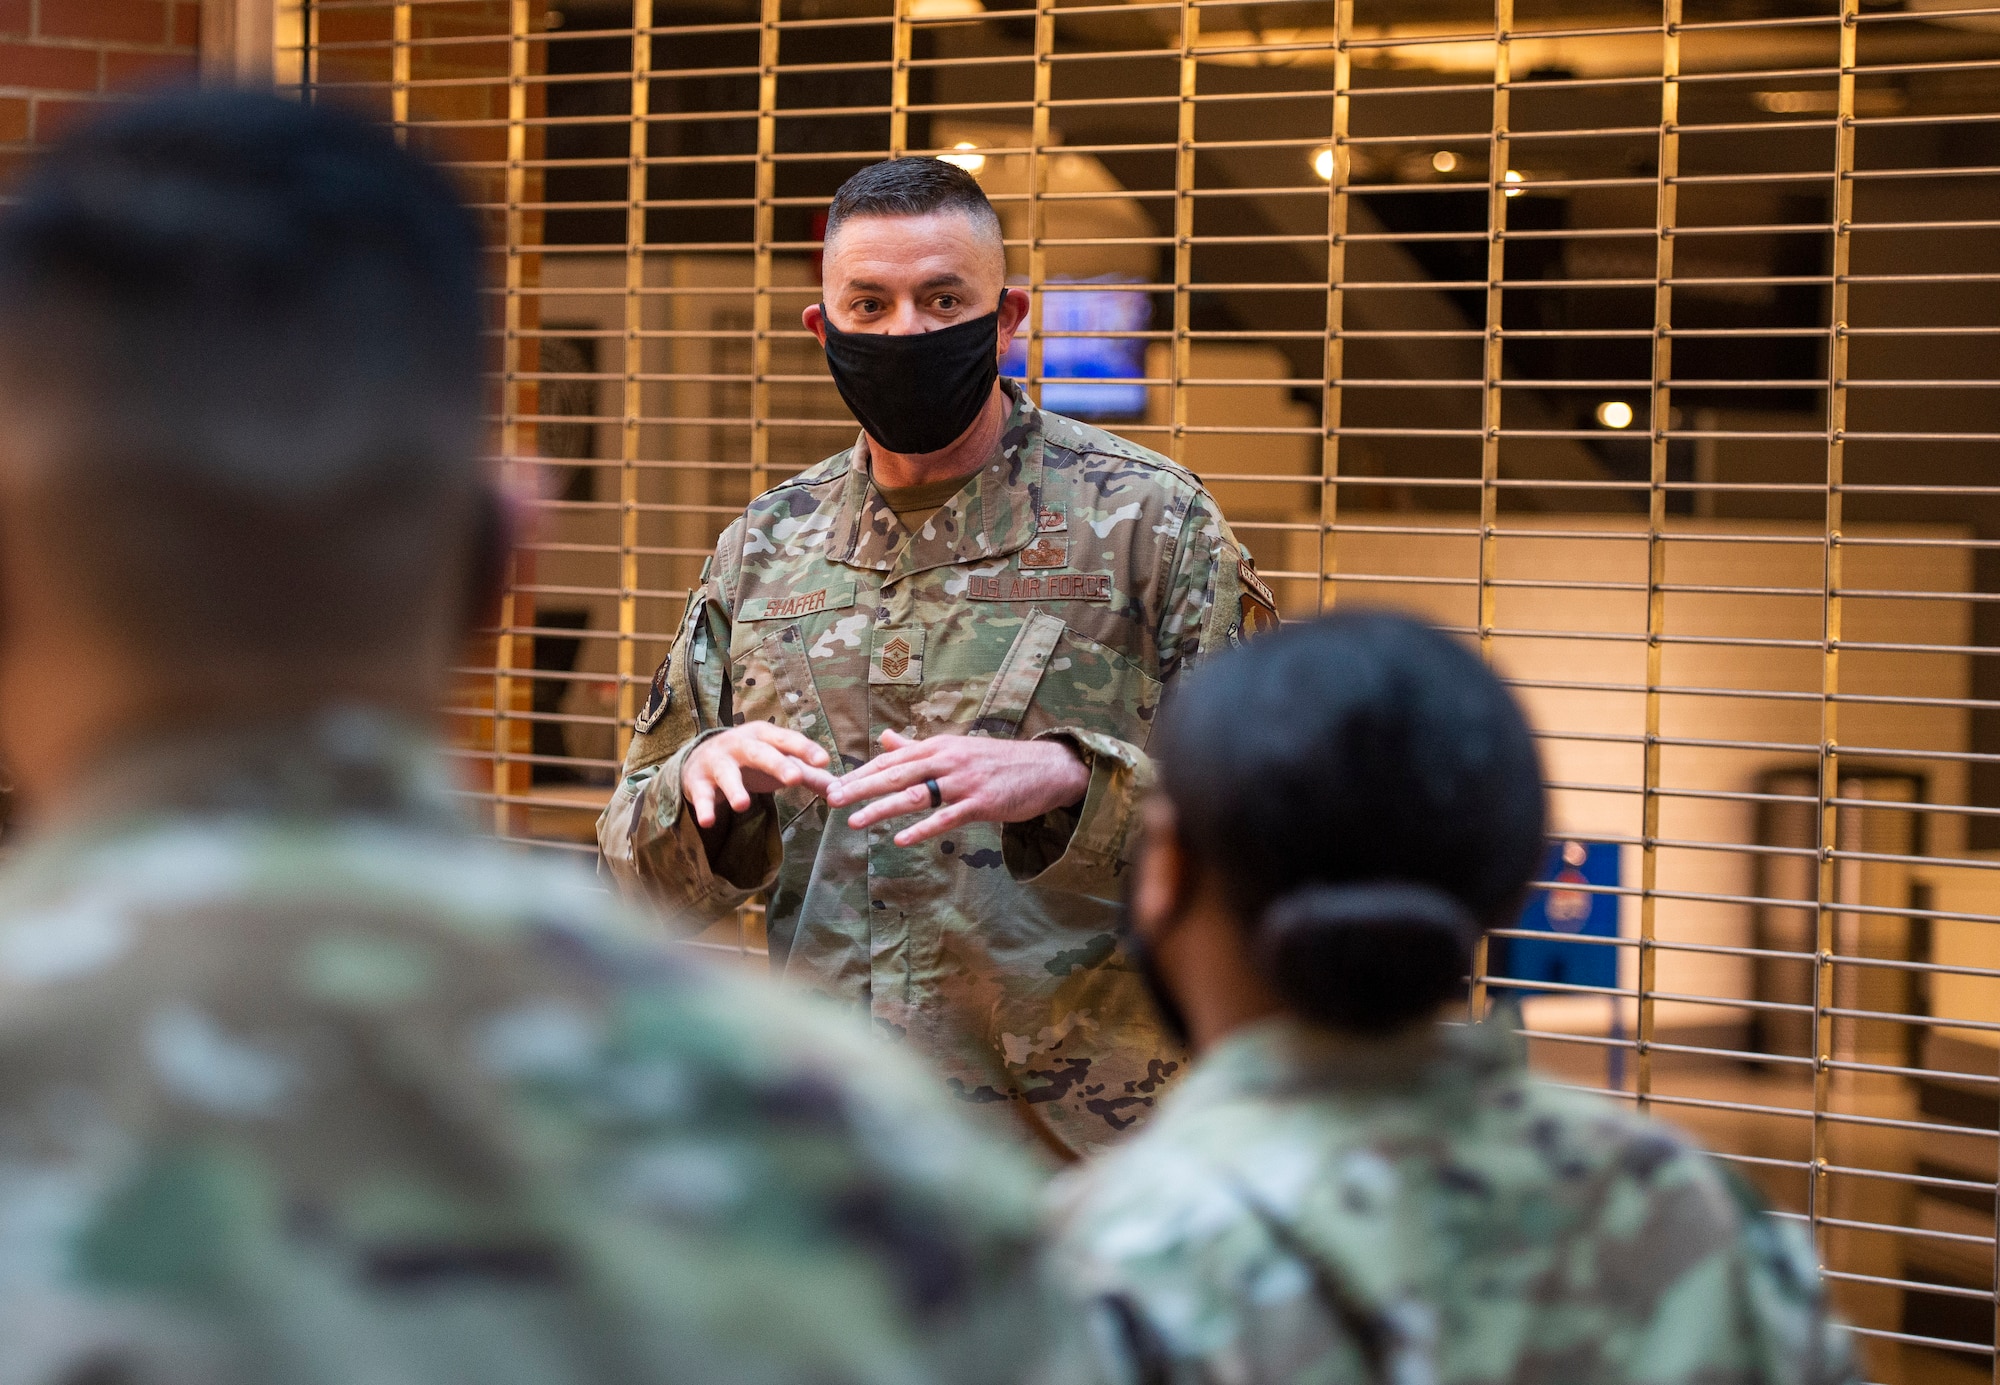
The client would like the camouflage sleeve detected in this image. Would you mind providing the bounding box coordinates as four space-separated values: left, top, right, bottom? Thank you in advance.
1720 1176 1859 1385
596 543 782 921
1614 1155 1857 1385
1004 492 1277 900
1180 498 1281 673
544 955 1067 1385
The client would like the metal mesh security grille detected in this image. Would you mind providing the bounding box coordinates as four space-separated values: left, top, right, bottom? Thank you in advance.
281 2 2000 1378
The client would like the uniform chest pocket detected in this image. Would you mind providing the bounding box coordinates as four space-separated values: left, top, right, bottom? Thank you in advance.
728 570 864 740
897 610 1161 745
1016 624 1163 748
878 607 1056 739
729 572 864 697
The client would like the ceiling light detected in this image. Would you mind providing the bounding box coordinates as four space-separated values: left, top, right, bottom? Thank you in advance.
907 0 984 17
1312 144 1334 182
1503 169 1525 197
1596 400 1634 430
1431 150 1458 173
1756 90 1815 115
941 141 986 175
1754 88 1906 117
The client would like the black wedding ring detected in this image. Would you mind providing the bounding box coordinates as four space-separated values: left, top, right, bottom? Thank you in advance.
925 777 944 810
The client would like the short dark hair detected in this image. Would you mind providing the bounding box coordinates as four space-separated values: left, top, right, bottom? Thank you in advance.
1153 610 1548 1035
0 89 487 662
825 157 1002 249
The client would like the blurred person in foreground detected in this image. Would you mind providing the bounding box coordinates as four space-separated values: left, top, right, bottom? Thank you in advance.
0 90 1047 1385
1044 610 1855 1385
598 156 1279 1160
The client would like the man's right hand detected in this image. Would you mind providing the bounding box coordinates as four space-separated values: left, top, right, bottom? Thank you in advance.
683 722 834 830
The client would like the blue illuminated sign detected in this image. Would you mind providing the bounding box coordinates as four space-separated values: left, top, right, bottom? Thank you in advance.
1489 839 1621 996
1002 279 1150 419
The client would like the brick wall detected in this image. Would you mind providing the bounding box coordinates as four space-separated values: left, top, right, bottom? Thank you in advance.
0 0 200 175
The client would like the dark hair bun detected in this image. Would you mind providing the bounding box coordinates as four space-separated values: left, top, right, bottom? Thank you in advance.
1255 883 1478 1034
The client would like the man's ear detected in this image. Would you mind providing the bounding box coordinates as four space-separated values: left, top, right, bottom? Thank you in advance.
994 286 1031 358
802 302 828 346
1131 795 1190 943
464 481 522 635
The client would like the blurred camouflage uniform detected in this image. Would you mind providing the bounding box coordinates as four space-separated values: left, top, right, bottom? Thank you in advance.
0 710 1050 1385
599 380 1278 1159
1043 1015 1857 1385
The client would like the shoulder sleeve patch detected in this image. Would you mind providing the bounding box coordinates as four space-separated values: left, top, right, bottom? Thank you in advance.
634 652 673 735
1238 556 1280 636
636 592 707 734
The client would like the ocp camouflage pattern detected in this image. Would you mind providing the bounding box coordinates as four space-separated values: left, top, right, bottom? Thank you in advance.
1043 1015 1857 1385
0 711 1050 1385
599 380 1279 1158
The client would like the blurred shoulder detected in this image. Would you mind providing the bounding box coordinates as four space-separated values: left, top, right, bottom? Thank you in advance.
659 960 1051 1213
0 823 1052 1385
1047 1043 1753 1268
1499 1073 1748 1217
1042 1081 1284 1279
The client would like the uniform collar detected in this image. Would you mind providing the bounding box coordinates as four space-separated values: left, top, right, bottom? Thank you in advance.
44 706 465 838
1174 1011 1526 1109
832 378 1047 580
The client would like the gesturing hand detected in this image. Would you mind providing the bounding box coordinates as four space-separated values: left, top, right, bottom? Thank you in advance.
825 729 1090 847
682 722 835 829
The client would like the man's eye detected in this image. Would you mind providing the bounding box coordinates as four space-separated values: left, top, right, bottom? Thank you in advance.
936 296 959 311
853 298 880 314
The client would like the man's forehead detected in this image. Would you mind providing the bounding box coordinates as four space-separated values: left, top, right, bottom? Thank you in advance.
842 268 976 295
823 208 1005 287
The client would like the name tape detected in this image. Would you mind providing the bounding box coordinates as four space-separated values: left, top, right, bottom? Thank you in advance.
739 582 857 621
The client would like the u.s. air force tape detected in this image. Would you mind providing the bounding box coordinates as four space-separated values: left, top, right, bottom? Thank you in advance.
964 572 1113 602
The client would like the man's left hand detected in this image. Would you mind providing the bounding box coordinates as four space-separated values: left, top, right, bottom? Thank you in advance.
826 729 1090 847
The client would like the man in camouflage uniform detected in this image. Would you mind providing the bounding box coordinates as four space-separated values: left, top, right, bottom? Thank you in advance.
599 157 1277 1159
0 92 1047 1385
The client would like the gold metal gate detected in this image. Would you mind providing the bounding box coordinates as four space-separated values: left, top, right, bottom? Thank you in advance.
282 2 2000 1378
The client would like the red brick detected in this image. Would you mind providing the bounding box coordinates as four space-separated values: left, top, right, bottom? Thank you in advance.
0 0 27 38
38 0 167 45
0 40 100 92
0 95 26 141
31 92 116 140
172 0 198 47
104 48 195 91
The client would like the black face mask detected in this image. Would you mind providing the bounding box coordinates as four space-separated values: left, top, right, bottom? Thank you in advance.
1116 866 1193 1052
820 305 1000 456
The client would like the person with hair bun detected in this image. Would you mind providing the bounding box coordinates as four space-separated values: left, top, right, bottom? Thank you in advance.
1044 609 1854 1385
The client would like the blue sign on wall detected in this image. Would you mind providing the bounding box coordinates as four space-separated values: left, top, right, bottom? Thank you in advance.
1001 279 1150 419
1489 839 1621 996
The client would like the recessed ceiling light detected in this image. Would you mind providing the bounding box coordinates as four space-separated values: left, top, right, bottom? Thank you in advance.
941 141 986 175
